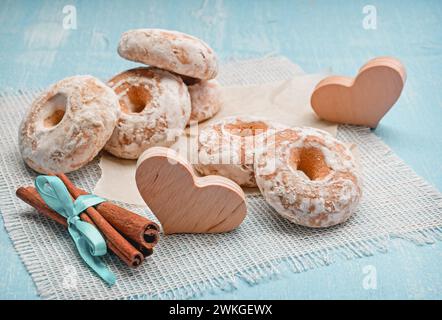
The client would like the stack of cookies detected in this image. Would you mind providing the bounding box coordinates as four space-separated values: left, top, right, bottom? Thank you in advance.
108 29 223 159
19 29 223 174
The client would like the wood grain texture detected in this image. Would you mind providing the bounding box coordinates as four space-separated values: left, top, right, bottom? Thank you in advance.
136 147 247 234
0 0 441 299
311 57 406 128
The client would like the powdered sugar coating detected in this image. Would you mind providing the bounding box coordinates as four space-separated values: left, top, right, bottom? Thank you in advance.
118 29 218 80
195 116 287 187
105 67 191 159
19 75 119 174
188 79 222 123
255 127 362 228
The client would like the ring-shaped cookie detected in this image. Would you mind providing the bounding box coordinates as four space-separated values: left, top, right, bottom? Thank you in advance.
105 67 191 159
254 127 362 228
19 75 119 173
195 116 286 187
118 29 218 80
187 79 222 124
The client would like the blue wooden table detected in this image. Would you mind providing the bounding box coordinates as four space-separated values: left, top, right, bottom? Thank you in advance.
1 0 441 299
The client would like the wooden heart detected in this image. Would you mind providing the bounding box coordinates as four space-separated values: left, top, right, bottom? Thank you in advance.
135 147 247 234
311 57 406 128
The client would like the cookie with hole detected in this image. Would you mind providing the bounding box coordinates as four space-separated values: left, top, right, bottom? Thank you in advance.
19 75 119 174
194 116 287 187
118 29 218 80
104 67 191 159
254 127 362 228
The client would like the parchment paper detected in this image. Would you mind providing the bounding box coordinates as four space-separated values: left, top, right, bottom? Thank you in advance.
94 73 337 206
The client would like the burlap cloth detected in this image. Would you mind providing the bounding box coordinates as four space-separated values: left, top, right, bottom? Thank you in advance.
1 57 441 299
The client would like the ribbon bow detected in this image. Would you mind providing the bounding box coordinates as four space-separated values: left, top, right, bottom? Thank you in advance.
35 175 116 285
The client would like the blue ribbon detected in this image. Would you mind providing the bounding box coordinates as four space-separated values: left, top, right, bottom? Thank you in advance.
35 175 116 286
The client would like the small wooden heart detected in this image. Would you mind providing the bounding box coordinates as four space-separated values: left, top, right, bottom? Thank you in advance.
311 57 407 128
135 147 247 234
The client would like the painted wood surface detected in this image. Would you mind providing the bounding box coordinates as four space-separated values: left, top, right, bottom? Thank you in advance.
0 0 441 299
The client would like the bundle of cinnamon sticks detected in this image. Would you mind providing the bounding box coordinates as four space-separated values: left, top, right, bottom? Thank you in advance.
16 173 160 267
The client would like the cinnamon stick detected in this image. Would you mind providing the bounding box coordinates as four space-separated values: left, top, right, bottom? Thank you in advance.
55 174 145 267
16 186 68 227
89 201 159 250
128 238 154 258
66 183 160 250
16 186 145 267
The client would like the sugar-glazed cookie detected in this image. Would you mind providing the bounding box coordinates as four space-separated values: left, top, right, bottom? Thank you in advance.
105 67 191 159
19 75 119 173
118 29 218 80
187 79 222 124
195 116 286 187
254 127 362 228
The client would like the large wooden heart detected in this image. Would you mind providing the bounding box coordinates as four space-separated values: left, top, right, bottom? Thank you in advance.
135 147 247 234
311 57 406 128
